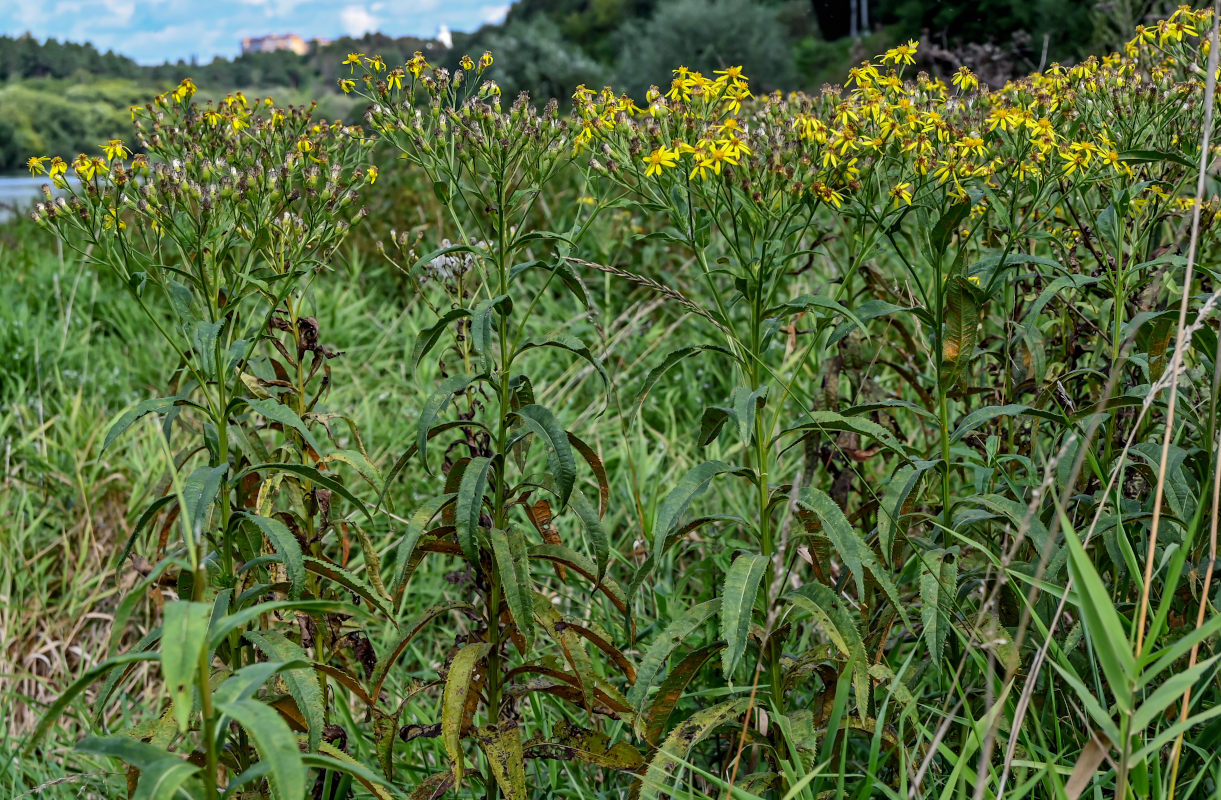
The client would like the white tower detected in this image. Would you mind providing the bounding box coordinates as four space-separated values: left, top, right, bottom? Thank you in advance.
436 24 452 49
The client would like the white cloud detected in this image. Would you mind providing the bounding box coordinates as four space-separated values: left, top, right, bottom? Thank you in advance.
477 3 508 24
339 5 378 36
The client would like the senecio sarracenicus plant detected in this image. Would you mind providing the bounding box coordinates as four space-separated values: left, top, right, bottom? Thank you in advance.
26 80 393 799
22 5 1221 800
348 51 643 800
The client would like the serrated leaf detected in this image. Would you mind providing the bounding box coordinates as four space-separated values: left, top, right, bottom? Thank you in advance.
940 275 979 388
719 553 768 678
513 404 576 507
417 373 484 473
476 724 526 800
242 513 305 598
796 489 905 618
627 599 720 711
392 493 455 596
443 643 492 786
76 736 199 800
569 489 608 581
413 307 471 367
244 397 325 456
161 600 212 734
491 527 535 650
104 396 182 452
637 698 750 800
216 698 306 800
634 344 737 411
456 456 493 562
244 630 324 751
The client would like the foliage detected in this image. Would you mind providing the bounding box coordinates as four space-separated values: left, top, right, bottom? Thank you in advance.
10 6 1221 800
609 0 796 98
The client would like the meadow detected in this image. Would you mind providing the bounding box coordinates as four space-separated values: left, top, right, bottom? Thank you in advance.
3 8 1221 799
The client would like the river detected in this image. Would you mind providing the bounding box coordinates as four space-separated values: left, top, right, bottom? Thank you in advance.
0 174 80 224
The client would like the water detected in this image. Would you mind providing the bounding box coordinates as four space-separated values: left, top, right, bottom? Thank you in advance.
0 174 79 223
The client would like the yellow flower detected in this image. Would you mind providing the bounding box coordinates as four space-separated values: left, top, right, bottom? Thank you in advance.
407 52 428 77
956 135 987 158
967 275 981 286
460 55 475 71
343 52 365 72
952 67 979 91
643 145 679 177
27 156 50 176
366 55 386 72
367 165 379 184
1059 148 1088 175
297 136 313 155
48 157 68 186
479 51 494 70
889 182 913 207
883 39 919 66
339 78 356 93
101 139 129 161
171 78 196 102
387 70 403 91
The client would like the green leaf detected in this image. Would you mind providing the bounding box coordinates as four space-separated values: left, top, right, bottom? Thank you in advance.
181 464 227 542
776 410 907 456
161 600 212 734
876 460 937 557
786 582 863 661
244 630 325 751
719 553 768 678
104 396 182 452
638 698 750 800
940 275 980 388
216 698 306 800
237 462 370 521
413 307 472 367
456 456 494 562
731 385 768 446
208 600 366 651
950 403 1061 442
304 556 393 617
391 493 456 596
1117 148 1196 170
796 489 905 618
653 461 736 555
1063 526 1136 713
243 397 325 456
517 335 611 395
28 651 159 749
627 599 720 711
569 488 609 581
512 404 576 507
919 549 957 664
76 736 199 800
241 513 305 599
443 643 492 786
635 344 737 411
491 527 535 650
930 201 971 254
304 742 399 800
417 373 484 473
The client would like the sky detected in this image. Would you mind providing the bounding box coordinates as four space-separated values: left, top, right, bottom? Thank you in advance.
0 0 512 65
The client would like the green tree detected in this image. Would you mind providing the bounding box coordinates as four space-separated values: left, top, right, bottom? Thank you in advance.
611 0 796 98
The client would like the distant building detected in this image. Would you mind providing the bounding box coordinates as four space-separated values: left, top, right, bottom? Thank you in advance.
241 33 309 56
436 25 452 49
